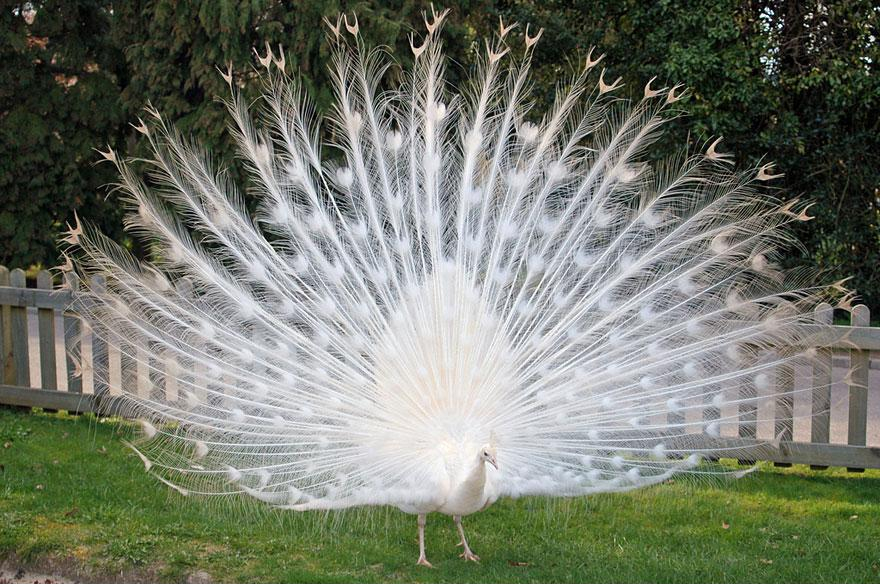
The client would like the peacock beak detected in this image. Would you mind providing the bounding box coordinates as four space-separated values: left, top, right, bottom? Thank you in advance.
487 455 499 470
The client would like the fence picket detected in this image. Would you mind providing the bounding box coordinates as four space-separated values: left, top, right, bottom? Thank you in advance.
810 302 833 470
91 276 109 405
36 270 57 390
773 352 795 468
10 269 30 387
737 348 758 465
63 272 82 393
847 305 870 472
0 266 12 384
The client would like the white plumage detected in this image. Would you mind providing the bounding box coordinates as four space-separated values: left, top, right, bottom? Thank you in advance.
68 10 836 566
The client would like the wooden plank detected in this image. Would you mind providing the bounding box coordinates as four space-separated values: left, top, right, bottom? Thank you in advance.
0 284 73 310
63 272 82 394
165 349 179 402
668 434 880 470
9 269 30 387
0 266 13 385
108 338 122 396
0 384 95 413
847 304 870 472
36 271 57 390
120 340 137 397
666 406 685 436
810 303 833 470
773 354 794 468
789 323 880 350
90 276 109 401
737 349 757 465
93 393 131 417
702 383 721 462
136 338 150 399
177 277 202 408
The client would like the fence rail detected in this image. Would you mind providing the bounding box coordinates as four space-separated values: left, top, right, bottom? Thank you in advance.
1 264 879 470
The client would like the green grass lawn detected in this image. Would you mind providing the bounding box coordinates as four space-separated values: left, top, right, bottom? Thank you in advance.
1 407 878 584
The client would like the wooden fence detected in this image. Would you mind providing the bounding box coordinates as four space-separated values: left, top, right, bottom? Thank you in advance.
1 265 879 470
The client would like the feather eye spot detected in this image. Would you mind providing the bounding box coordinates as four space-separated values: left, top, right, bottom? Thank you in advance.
385 130 403 151
336 167 354 188
518 122 540 144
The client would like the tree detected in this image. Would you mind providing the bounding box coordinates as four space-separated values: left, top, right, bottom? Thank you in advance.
501 0 880 312
2 1 877 312
0 1 127 268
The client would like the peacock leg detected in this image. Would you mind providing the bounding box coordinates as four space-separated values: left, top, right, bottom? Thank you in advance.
454 515 480 562
416 514 433 567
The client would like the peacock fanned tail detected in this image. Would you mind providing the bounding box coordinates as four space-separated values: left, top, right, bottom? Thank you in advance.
67 11 839 511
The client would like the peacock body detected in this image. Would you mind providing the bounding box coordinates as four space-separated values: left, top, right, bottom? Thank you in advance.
67 10 837 565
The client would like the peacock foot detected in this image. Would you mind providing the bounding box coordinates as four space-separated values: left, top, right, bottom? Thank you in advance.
416 556 434 568
459 550 480 562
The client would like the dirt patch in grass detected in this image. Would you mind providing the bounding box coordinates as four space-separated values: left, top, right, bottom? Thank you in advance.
0 553 218 584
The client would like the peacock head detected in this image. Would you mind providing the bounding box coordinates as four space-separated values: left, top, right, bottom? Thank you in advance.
479 445 499 470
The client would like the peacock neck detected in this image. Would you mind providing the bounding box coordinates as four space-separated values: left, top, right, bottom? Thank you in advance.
460 458 487 493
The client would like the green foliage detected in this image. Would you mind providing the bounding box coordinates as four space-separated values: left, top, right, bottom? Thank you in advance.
1 408 879 582
505 0 880 311
2 1 878 310
0 1 128 268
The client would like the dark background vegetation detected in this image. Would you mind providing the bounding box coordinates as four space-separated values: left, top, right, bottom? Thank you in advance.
2 1 878 312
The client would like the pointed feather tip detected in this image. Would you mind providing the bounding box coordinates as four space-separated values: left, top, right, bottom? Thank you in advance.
424 4 450 35
272 44 286 71
585 47 604 70
756 162 784 181
154 473 190 497
778 198 815 221
733 466 758 479
217 63 233 88
410 32 429 59
52 251 75 275
665 83 687 104
122 440 152 472
485 39 509 64
130 116 150 136
253 41 273 70
143 101 162 121
498 15 519 39
323 15 343 39
60 210 84 246
524 23 543 49
705 136 734 164
344 13 359 36
93 145 117 164
598 68 624 94
643 76 667 99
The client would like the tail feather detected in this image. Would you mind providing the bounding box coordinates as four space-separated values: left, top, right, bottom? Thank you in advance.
69 20 836 509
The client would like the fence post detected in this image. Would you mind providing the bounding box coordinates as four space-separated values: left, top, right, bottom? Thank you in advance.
810 302 833 470
64 272 82 394
0 266 13 385
36 270 57 390
10 269 30 388
846 304 870 472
